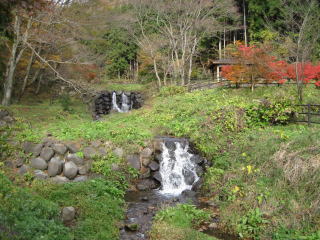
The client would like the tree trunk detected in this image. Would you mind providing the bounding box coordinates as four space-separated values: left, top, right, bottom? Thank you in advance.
2 16 21 106
153 58 162 88
20 50 35 99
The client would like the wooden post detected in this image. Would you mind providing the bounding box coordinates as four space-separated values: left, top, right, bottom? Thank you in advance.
308 104 311 126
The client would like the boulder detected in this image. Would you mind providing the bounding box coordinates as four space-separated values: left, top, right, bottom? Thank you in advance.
190 155 204 164
51 176 70 184
0 109 9 119
18 165 30 175
34 170 48 180
126 155 140 170
139 167 151 179
196 166 204 177
48 157 63 177
14 158 24 168
125 223 140 232
90 140 102 148
52 143 67 155
83 147 98 159
183 170 196 185
113 148 124 158
40 147 54 161
61 206 75 222
30 157 48 170
153 139 163 152
66 153 84 166
78 165 89 175
136 179 158 191
67 143 81 153
154 153 162 163
140 148 153 158
32 143 44 157
3 116 14 123
141 157 151 167
23 141 34 154
152 171 162 183
149 161 159 171
73 176 88 182
63 161 78 179
181 190 197 198
0 120 6 127
164 141 176 151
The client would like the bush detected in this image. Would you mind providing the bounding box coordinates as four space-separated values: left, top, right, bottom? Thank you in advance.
246 99 297 125
159 85 187 97
0 174 71 240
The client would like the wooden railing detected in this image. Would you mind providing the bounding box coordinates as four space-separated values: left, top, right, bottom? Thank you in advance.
296 104 320 125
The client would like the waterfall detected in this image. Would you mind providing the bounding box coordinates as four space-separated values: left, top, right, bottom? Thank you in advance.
159 141 199 195
112 92 131 113
121 93 131 113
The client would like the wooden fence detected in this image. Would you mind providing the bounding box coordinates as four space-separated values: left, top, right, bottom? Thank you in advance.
296 104 320 125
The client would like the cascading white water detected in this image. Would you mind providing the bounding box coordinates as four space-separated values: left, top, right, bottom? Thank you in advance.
112 92 131 113
121 93 131 112
159 141 199 195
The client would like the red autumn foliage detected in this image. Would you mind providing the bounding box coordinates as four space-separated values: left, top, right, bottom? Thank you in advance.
221 44 320 89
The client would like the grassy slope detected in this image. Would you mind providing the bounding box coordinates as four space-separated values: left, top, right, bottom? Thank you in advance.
1 84 320 239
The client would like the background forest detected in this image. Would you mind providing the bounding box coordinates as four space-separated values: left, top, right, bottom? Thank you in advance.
1 0 320 105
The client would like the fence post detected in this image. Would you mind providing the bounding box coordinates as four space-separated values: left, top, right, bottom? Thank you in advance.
307 104 311 126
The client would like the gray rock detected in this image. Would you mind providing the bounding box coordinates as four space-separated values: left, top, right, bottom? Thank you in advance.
90 140 102 148
113 148 124 158
4 160 14 168
83 147 98 159
140 148 153 158
127 155 140 170
40 147 54 161
23 141 34 154
73 176 88 182
0 120 7 127
78 165 89 175
50 176 70 184
196 166 204 177
190 155 204 164
141 157 151 167
3 116 14 123
154 153 162 163
181 190 197 198
0 109 9 119
32 143 44 157
30 157 48 170
34 170 48 180
152 171 162 182
136 179 158 191
148 161 159 171
183 170 195 185
18 165 30 175
61 206 75 222
66 153 84 166
67 143 81 153
125 223 140 231
14 158 25 168
153 139 163 152
63 161 78 179
97 147 108 157
140 168 151 179
52 144 67 155
48 157 63 177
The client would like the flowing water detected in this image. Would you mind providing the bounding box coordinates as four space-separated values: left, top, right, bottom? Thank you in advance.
112 92 131 113
159 141 199 195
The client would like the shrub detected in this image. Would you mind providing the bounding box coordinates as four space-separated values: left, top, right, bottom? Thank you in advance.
246 99 297 125
159 85 187 97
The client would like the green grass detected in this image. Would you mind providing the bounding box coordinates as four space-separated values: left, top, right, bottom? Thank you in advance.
2 84 320 239
150 204 216 240
203 124 320 239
